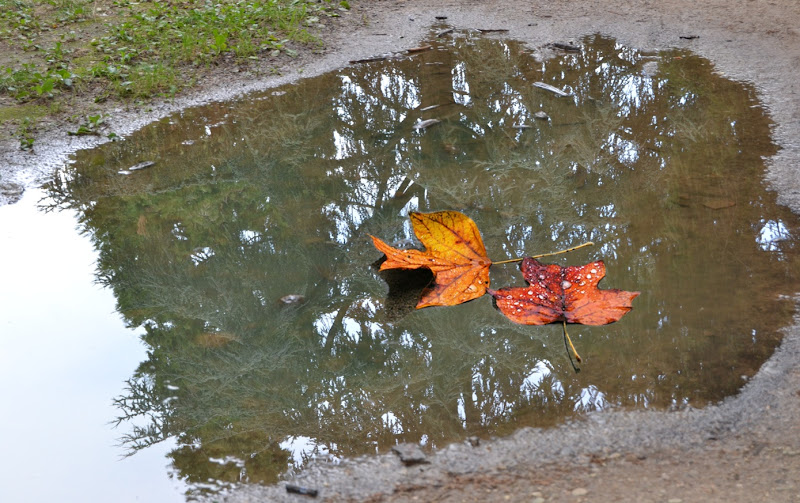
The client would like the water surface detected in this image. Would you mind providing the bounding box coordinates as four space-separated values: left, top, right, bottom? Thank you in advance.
45 33 800 495
0 189 185 502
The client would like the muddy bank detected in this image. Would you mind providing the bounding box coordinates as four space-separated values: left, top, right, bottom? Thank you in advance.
3 0 799 501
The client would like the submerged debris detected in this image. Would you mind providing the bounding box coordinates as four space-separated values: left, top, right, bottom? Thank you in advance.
406 45 432 54
533 81 573 97
280 294 306 304
413 118 441 130
702 199 736 210
350 45 431 64
350 54 392 64
118 161 155 175
549 42 582 52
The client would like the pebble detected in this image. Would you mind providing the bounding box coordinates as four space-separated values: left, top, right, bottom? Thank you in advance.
280 294 305 304
0 182 24 204
391 443 429 465
572 487 588 496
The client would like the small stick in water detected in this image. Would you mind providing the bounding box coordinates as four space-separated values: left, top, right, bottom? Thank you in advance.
563 320 582 372
286 484 319 497
533 81 573 97
492 241 594 265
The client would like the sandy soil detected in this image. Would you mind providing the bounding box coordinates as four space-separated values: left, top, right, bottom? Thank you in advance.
3 1 800 501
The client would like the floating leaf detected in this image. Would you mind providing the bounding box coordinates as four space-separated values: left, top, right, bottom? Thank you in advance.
371 211 491 308
489 257 639 325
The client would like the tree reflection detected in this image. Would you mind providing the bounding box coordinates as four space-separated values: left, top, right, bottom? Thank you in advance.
45 34 799 495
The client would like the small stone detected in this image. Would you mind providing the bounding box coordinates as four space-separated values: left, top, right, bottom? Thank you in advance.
668 499 683 503
572 488 588 496
0 182 25 204
467 436 480 447
392 443 429 465
280 294 305 304
532 498 545 503
533 110 550 121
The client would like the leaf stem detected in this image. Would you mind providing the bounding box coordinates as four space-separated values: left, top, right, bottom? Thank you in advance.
561 321 583 371
492 241 595 265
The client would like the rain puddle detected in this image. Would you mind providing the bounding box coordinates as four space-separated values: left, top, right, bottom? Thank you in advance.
35 33 800 495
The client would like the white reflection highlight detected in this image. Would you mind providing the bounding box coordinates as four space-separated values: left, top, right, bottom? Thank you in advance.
381 411 403 434
757 219 791 251
575 384 608 411
452 62 472 106
279 435 336 467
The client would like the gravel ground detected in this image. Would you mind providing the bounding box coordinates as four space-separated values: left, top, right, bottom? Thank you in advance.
3 1 799 501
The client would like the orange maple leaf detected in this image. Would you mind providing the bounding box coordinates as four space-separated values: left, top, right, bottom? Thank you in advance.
371 211 492 308
488 258 639 325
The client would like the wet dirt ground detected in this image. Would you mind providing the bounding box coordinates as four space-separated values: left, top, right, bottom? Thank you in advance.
3 1 800 501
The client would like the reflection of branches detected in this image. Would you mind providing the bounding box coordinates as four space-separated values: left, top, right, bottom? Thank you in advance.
112 375 172 456
49 32 798 494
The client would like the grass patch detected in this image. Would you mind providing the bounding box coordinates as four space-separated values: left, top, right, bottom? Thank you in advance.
0 102 48 123
0 0 347 115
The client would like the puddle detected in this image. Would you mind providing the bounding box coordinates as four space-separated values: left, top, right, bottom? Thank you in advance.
0 189 186 502
43 34 800 495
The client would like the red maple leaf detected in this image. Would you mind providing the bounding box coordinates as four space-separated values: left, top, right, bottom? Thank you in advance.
488 257 639 325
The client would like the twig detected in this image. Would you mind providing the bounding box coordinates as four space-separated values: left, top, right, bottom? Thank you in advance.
492 241 594 265
563 321 582 372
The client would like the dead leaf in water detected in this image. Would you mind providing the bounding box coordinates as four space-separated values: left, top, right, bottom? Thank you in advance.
488 258 639 325
371 211 491 308
702 199 736 210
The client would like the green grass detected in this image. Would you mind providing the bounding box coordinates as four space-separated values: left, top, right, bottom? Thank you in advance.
0 0 348 107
